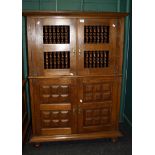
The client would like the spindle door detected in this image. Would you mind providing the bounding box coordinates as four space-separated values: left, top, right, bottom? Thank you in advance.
77 18 117 76
27 18 76 76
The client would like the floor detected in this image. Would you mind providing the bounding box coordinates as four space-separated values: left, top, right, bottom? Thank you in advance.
23 128 132 155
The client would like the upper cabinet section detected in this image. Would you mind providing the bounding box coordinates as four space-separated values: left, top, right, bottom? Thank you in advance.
25 12 127 77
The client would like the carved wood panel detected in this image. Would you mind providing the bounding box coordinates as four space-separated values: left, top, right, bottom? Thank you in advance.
83 83 112 102
40 84 71 104
83 107 111 126
78 77 116 133
41 110 71 128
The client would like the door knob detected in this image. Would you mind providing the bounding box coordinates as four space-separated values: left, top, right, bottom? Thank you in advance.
112 24 116 28
73 49 76 55
79 49 81 55
37 21 40 25
73 107 76 113
78 108 82 114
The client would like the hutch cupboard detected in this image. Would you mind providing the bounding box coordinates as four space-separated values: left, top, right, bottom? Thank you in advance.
23 11 128 144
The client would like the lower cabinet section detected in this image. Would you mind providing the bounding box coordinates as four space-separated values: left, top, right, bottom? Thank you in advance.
29 76 122 142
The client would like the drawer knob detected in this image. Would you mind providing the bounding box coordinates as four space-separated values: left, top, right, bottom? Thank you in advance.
80 99 83 103
70 73 74 76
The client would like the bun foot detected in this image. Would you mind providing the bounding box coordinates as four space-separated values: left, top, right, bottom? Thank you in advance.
33 143 41 148
112 138 117 143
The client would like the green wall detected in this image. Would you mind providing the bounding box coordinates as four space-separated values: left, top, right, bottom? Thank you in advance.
22 0 119 11
122 0 132 131
22 0 132 127
22 16 31 120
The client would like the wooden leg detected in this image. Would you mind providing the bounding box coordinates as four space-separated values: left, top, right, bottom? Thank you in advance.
33 143 41 148
112 138 117 143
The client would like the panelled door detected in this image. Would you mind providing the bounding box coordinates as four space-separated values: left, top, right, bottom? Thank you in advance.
77 18 117 76
27 17 76 76
31 78 77 136
77 77 117 133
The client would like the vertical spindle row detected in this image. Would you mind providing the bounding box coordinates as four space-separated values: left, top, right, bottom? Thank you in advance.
84 51 109 68
43 26 70 44
84 25 109 43
44 52 70 69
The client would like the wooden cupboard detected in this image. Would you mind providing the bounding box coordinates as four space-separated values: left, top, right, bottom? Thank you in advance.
23 11 128 144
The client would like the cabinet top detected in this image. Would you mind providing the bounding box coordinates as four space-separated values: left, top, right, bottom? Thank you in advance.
22 11 128 18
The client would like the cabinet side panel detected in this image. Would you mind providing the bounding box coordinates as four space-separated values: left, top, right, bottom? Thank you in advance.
27 17 35 76
116 18 125 74
29 79 36 135
116 76 122 129
35 18 44 76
